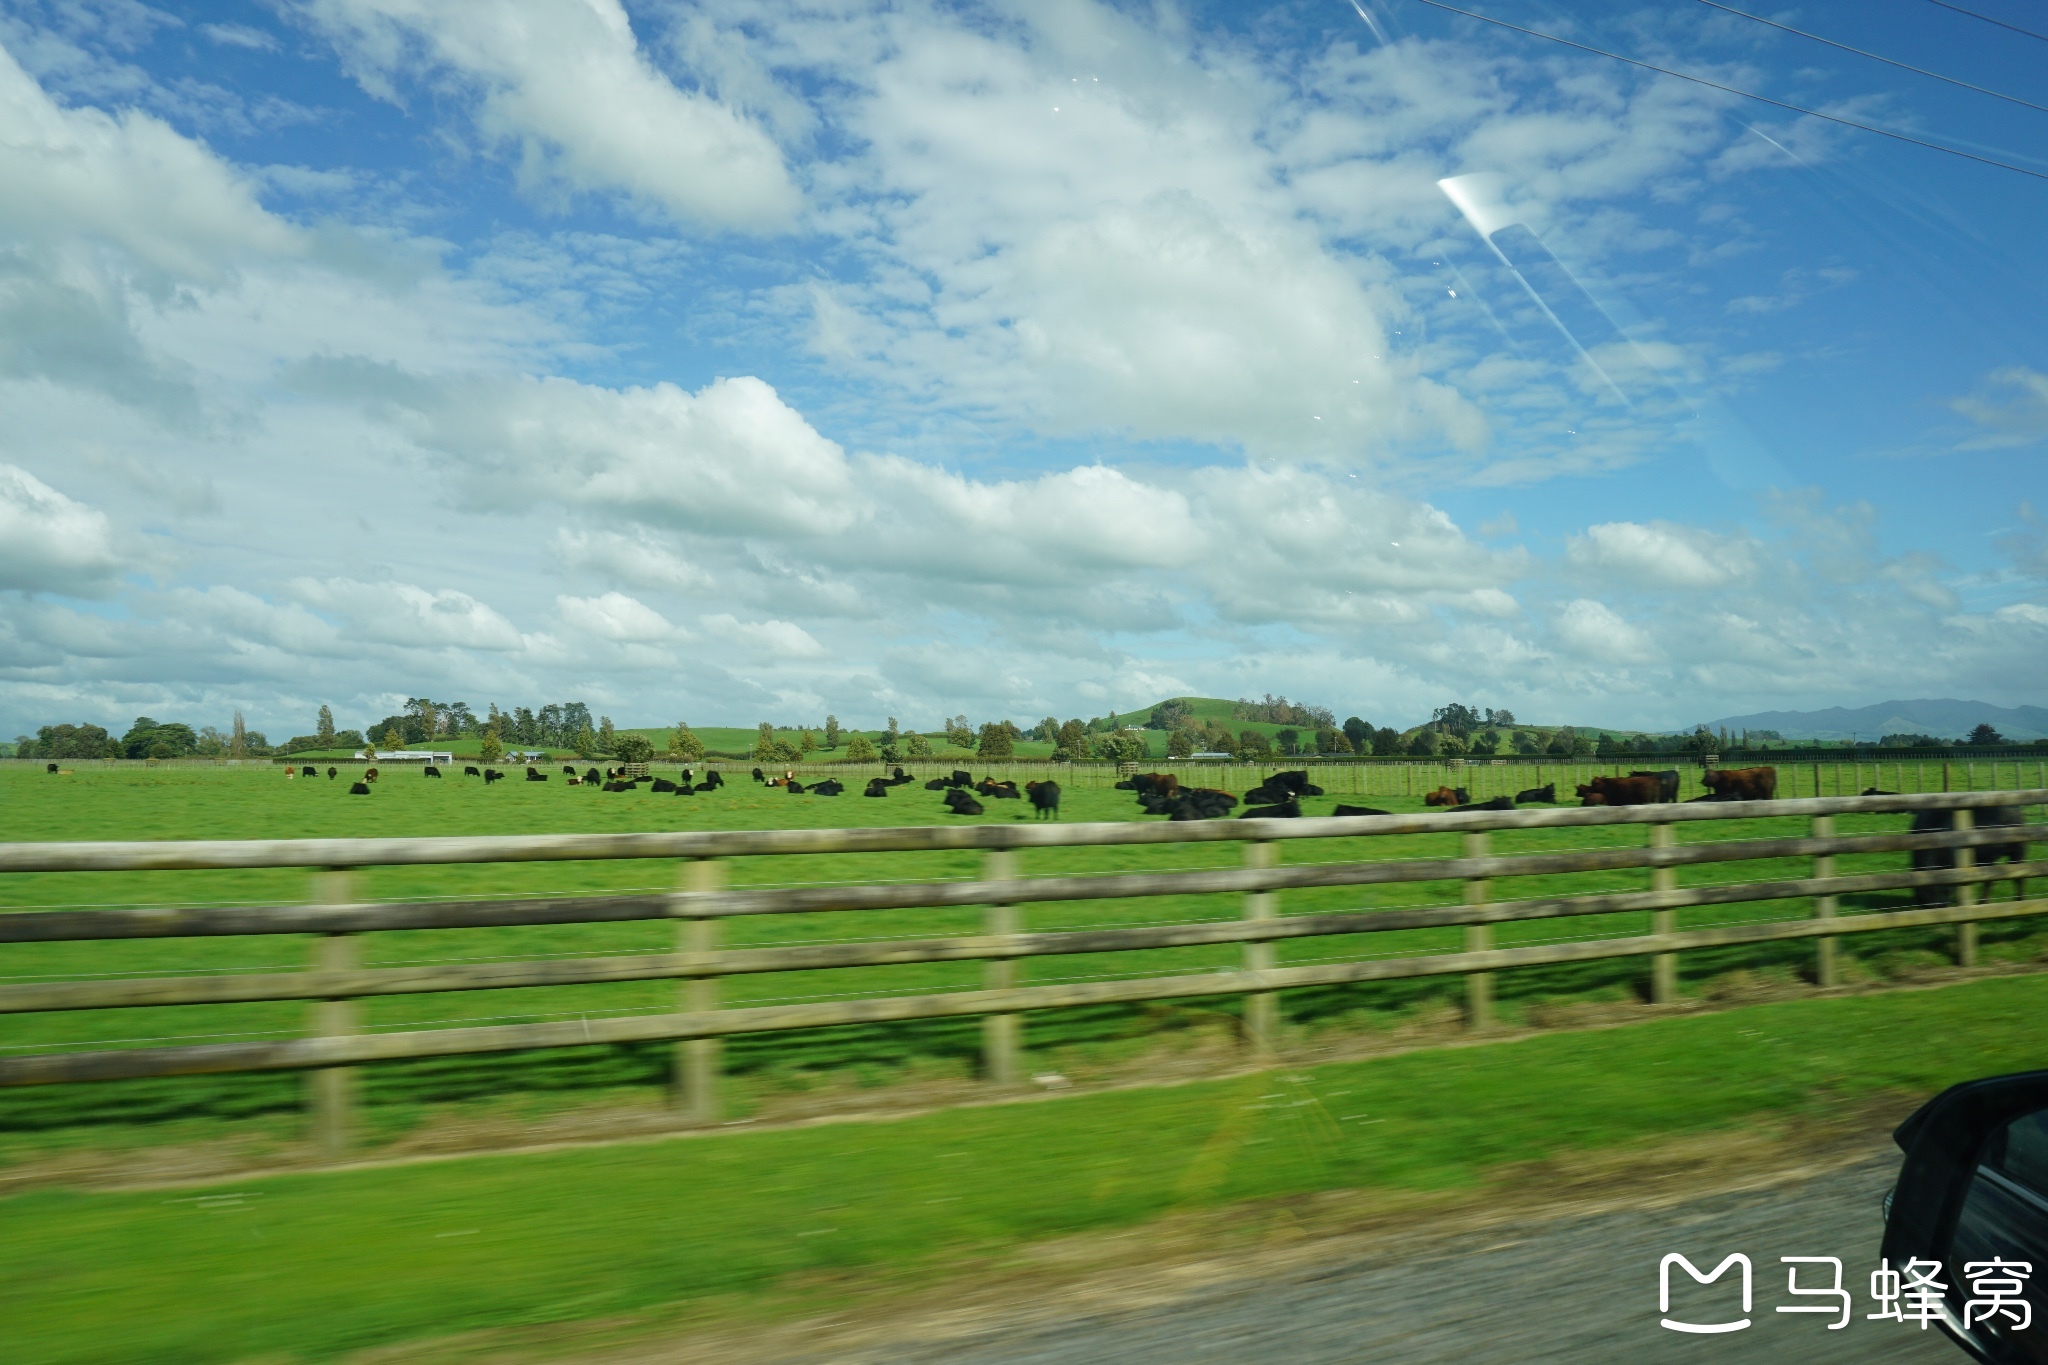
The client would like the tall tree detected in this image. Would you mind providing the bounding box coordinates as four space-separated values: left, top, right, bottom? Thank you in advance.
229 711 248 758
316 705 335 745
824 714 841 748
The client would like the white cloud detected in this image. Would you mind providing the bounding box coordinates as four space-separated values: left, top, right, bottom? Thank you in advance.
557 590 680 643
0 463 123 595
1554 598 1656 663
1951 368 2048 451
292 578 526 650
700 612 824 658
1566 520 1750 588
552 529 711 592
304 0 799 230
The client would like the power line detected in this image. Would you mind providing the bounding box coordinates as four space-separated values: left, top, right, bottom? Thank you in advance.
1919 0 2048 45
1399 0 2048 183
1695 0 2048 116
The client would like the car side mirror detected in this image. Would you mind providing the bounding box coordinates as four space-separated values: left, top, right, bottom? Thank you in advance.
1884 1069 2048 1363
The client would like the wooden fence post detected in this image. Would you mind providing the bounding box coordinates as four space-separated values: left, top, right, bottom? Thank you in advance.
1463 830 1492 1029
1649 822 1677 1004
674 857 723 1121
1812 814 1837 988
982 848 1021 1084
1955 808 1978 968
307 868 358 1159
1243 840 1278 1053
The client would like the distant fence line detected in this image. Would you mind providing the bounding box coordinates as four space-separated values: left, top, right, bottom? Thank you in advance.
0 789 2041 1158
10 755 2048 803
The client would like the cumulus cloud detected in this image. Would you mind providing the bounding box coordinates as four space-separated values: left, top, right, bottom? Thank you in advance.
552 528 711 592
292 578 526 650
1553 598 1657 663
700 612 824 659
0 463 123 595
557 590 680 643
1566 520 1750 588
303 0 799 230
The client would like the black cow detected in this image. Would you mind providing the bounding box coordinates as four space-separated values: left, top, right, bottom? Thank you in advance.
948 769 973 788
925 778 951 790
700 769 724 789
424 765 442 778
1240 797 1302 819
583 767 602 784
786 779 807 794
601 780 631 792
349 781 371 795
893 766 908 780
1165 788 1238 821
326 767 337 779
751 767 766 783
1515 784 1557 805
45 763 57 773
1250 770 1324 800
1862 787 1900 796
651 777 678 793
301 765 317 778
1910 805 2029 906
811 779 845 796
1454 796 1515 812
464 766 481 777
526 769 547 782
978 779 1021 799
1630 770 1681 804
863 777 890 797
562 765 577 776
943 788 985 815
1332 804 1391 817
1026 780 1061 819
484 769 504 784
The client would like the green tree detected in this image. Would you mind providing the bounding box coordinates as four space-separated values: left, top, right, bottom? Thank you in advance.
1968 723 2007 746
800 730 817 755
478 731 504 763
1275 728 1300 756
1513 730 1542 755
1342 717 1371 753
316 705 336 746
229 711 249 759
1237 729 1273 760
1317 727 1353 755
1166 728 1197 758
944 715 974 749
1149 698 1194 731
752 722 777 761
572 725 599 758
667 724 705 761
613 733 654 765
1093 732 1146 763
1470 729 1499 756
976 722 1014 758
1431 703 1481 736
1438 732 1469 757
1055 719 1089 758
770 738 802 763
823 715 841 749
1035 716 1060 742
597 716 617 753
905 732 933 758
886 717 901 748
845 735 878 762
1407 729 1440 757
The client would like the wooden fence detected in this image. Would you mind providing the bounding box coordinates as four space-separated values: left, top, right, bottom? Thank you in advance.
0 790 2043 1155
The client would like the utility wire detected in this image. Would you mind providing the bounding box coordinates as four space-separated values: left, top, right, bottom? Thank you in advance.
1695 0 2048 116
1401 0 2048 183
1919 0 2048 45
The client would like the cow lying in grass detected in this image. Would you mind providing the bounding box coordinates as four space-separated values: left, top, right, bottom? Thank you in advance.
1332 804 1391 817
1423 786 1468 807
1245 770 1323 804
942 788 985 815
1515 784 1556 804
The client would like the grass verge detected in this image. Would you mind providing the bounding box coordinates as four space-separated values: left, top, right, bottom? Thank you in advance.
2 972 2045 1365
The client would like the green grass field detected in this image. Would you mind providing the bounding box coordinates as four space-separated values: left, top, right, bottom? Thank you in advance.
3 974 2047 1365
1 762 2042 1141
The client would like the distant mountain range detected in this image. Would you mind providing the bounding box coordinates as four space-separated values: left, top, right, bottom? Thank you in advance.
1700 699 2048 743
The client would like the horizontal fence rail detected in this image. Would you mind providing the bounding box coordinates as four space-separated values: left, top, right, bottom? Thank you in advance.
1 789 2042 1154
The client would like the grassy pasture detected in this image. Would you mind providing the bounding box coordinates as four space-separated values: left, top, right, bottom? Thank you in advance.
1 762 2042 1139
3 974 2047 1365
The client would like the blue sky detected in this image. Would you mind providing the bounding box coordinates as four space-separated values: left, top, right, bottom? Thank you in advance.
0 0 2043 743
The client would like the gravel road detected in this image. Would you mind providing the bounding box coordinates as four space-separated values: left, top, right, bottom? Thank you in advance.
777 1153 1965 1365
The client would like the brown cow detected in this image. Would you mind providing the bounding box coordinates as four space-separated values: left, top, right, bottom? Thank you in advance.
1577 774 1663 806
1423 786 1469 807
1699 766 1777 801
